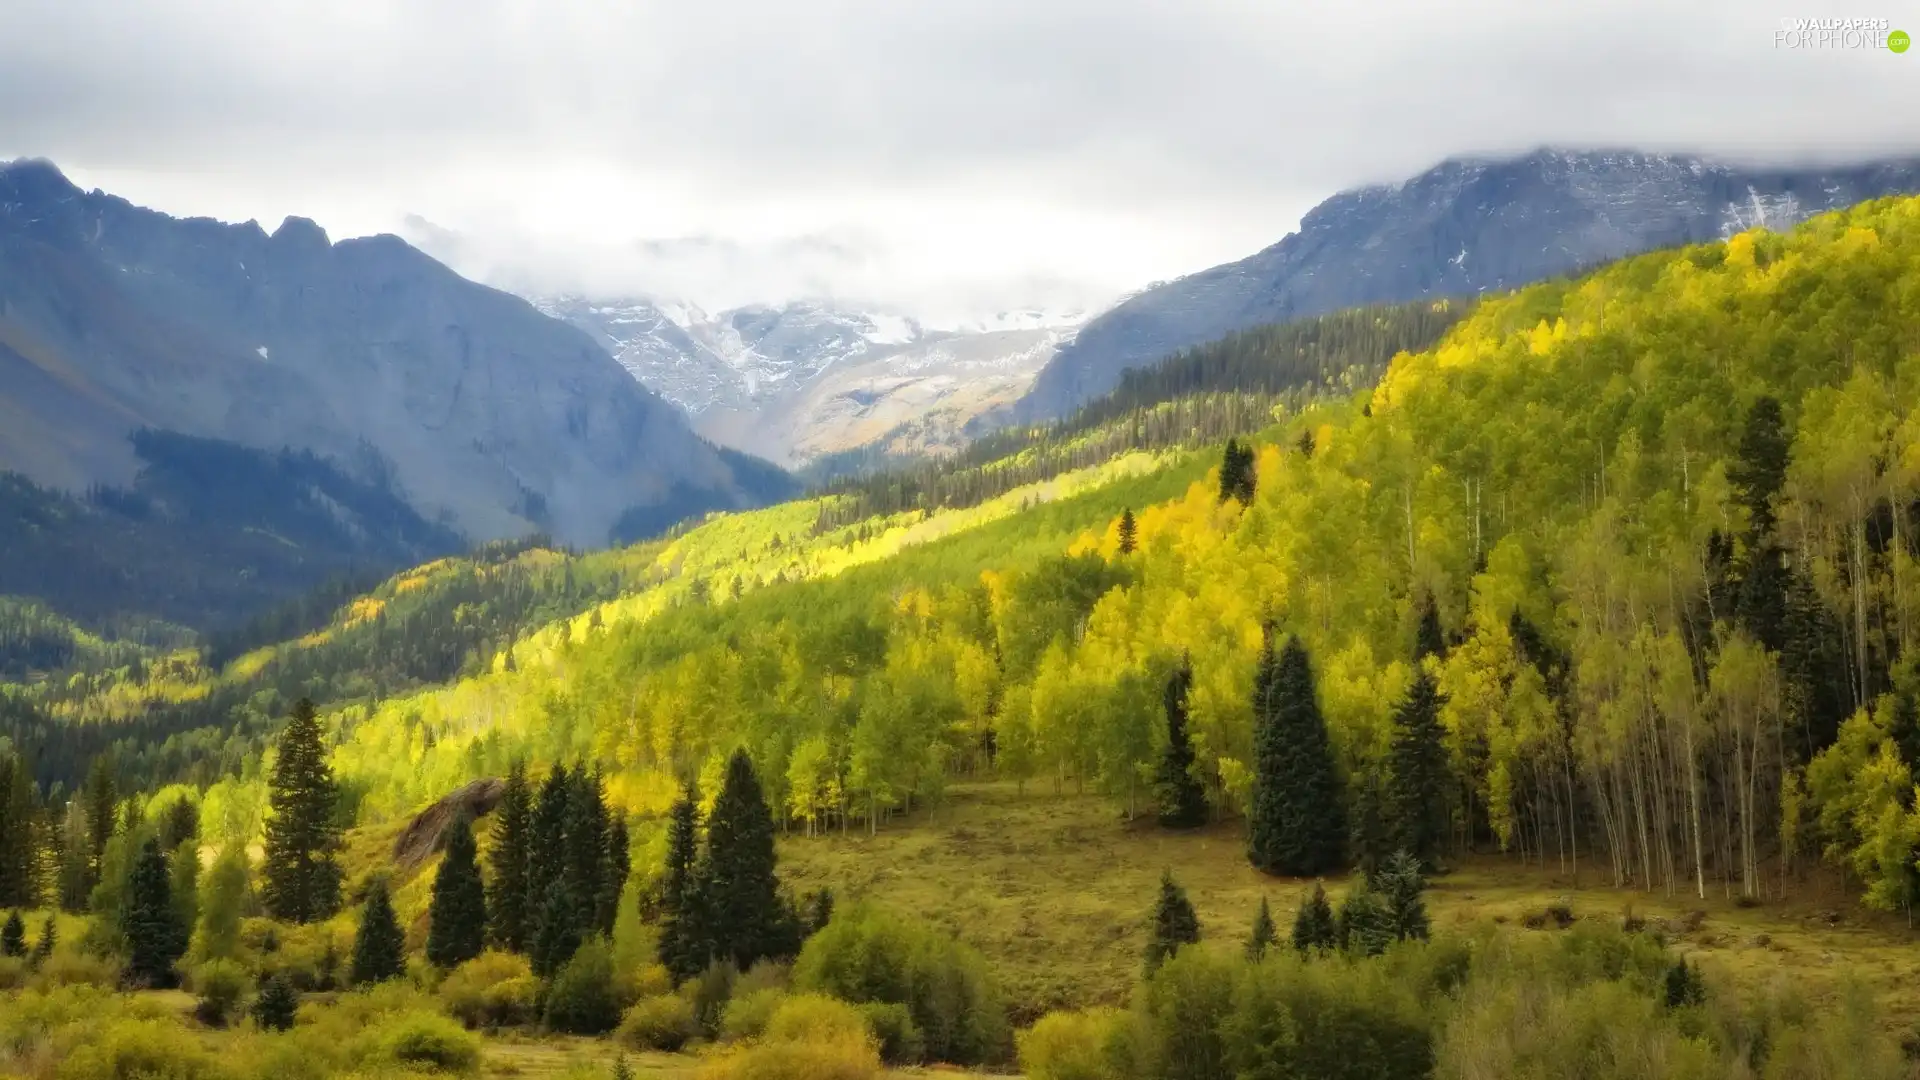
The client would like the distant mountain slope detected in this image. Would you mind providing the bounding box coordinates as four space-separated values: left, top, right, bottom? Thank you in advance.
0 431 463 632
1018 148 1920 418
537 295 1083 465
0 159 780 550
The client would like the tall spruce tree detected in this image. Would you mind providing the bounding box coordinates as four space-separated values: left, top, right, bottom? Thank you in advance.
529 877 583 978
427 812 488 969
562 766 609 938
1291 883 1337 954
262 698 343 923
1413 594 1447 663
1144 870 1200 973
1218 439 1257 504
1245 896 1277 960
1117 509 1138 555
526 764 572 922
1249 633 1345 876
1384 669 1449 871
597 818 630 937
0 753 39 908
1376 851 1430 942
1 910 23 956
699 750 796 970
1729 395 1790 536
350 879 405 986
83 757 118 900
658 783 708 982
122 837 187 987
1336 882 1394 958
31 913 54 964
158 798 200 852
1155 660 1209 829
487 761 533 951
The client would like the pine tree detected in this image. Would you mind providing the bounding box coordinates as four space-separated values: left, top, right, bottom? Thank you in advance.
0 753 40 908
526 764 571 925
0 910 23 956
262 698 343 923
1290 883 1338 954
1245 897 1276 960
1249 634 1345 876
1335 883 1394 958
83 757 117 901
122 837 187 987
529 877 583 978
597 818 630 937
699 750 796 970
1144 870 1200 973
563 766 608 939
168 839 199 943
658 783 708 982
350 879 405 986
1348 772 1391 879
1385 669 1449 871
487 761 533 951
426 812 488 969
1296 429 1315 458
1117 509 1138 555
252 973 299 1031
158 797 200 852
31 913 54 964
1663 958 1706 1009
804 887 835 935
1375 851 1430 942
1155 660 1208 829
1218 439 1257 504
1729 396 1790 536
1413 594 1447 663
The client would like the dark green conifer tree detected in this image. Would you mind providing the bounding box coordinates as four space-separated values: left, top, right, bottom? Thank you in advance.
262 698 343 923
804 887 834 935
158 797 200 852
526 764 572 922
1663 958 1706 1009
1335 883 1394 958
699 750 797 970
529 877 583 978
252 973 299 1031
83 757 118 901
350 879 405 986
1155 660 1208 829
1290 882 1338 954
596 818 630 937
31 913 55 964
563 766 608 938
1348 772 1391 879
0 753 39 908
1385 669 1449 871
1 909 23 956
122 837 187 987
1414 594 1447 663
1729 396 1789 536
1218 439 1257 504
1117 509 1138 555
487 761 533 951
168 839 199 943
426 812 488 969
1249 633 1344 876
658 783 707 982
1144 870 1200 973
1376 850 1430 942
1245 896 1276 960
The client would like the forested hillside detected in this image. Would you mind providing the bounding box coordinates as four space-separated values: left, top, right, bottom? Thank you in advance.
5 195 1920 1080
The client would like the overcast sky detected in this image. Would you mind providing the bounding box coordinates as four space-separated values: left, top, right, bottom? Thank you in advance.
2 0 1917 320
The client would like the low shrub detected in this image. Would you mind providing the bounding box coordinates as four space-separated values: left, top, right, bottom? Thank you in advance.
440 951 535 1029
857 1002 924 1065
618 994 698 1052
53 1017 234 1080
30 950 120 989
1017 1007 1134 1080
696 1040 882 1080
544 938 620 1035
762 993 873 1049
720 988 788 1043
374 1010 482 1074
615 961 673 1008
190 959 249 1027
687 958 738 1038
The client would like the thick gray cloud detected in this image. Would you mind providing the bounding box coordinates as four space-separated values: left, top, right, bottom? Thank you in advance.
2 0 1916 316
